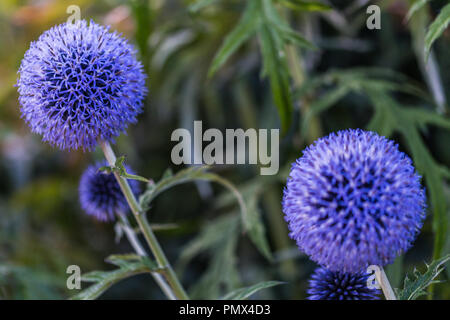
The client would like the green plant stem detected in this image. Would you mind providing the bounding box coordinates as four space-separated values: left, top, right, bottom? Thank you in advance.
374 265 397 300
100 140 189 300
116 211 176 300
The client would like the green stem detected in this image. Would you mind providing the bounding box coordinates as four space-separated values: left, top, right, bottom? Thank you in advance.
101 140 189 300
116 211 176 300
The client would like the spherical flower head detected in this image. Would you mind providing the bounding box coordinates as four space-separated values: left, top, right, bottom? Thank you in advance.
79 162 140 222
307 267 380 300
282 129 426 273
17 20 147 151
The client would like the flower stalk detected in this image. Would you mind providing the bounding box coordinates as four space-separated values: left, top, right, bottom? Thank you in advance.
374 265 397 300
116 211 176 300
101 140 189 300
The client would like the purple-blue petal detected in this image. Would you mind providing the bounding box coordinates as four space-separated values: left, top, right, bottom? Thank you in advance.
17 20 146 151
282 129 426 272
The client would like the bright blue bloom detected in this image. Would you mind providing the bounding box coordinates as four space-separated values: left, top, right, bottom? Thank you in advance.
79 162 140 221
282 129 426 272
307 267 380 300
17 20 146 151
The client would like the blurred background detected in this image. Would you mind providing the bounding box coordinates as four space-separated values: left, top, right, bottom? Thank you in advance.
0 0 449 299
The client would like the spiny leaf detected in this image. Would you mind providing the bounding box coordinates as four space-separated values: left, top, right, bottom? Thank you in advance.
221 281 285 300
208 1 261 77
178 214 241 299
278 0 331 12
215 179 274 260
105 254 159 270
139 166 246 219
71 254 161 300
424 3 450 60
397 254 450 300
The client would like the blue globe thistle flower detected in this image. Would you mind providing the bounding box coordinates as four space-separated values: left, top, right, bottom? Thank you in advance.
282 129 426 272
17 20 146 151
79 162 140 221
307 267 380 300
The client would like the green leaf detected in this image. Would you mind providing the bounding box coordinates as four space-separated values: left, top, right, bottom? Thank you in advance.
178 214 241 299
424 3 450 59
242 190 272 261
397 254 450 300
215 179 273 260
259 24 293 133
188 0 220 13
139 166 246 218
274 24 317 49
221 281 284 300
406 0 431 21
366 100 396 137
279 0 332 12
301 85 351 135
71 254 160 300
208 1 261 77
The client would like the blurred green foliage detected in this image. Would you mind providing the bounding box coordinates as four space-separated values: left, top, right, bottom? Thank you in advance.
0 0 449 299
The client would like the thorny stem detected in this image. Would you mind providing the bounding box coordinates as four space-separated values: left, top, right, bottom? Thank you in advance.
100 140 189 300
374 265 397 300
116 211 176 300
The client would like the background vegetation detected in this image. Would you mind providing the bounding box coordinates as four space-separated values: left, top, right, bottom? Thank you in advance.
0 0 449 299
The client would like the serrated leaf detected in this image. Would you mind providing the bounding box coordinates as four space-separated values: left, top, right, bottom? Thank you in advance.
406 0 431 21
208 1 261 77
178 214 241 299
424 3 450 59
397 254 450 300
217 180 273 260
139 166 246 218
221 281 285 300
279 0 331 12
215 180 273 260
71 254 161 300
